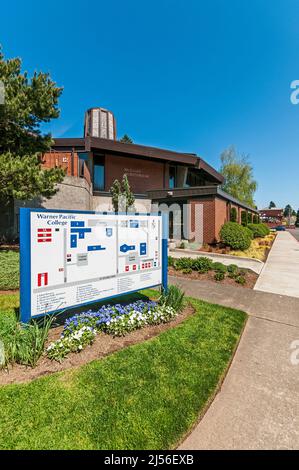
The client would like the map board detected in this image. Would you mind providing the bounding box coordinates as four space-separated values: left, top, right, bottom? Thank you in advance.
20 209 167 322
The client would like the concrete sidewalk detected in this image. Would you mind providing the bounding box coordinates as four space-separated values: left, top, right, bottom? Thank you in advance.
170 276 299 449
254 231 299 298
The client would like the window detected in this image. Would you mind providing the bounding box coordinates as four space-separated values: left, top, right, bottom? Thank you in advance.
185 169 205 187
78 152 88 178
169 166 177 189
93 154 105 191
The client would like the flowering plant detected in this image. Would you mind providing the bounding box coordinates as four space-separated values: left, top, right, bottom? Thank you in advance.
47 326 96 362
46 299 179 362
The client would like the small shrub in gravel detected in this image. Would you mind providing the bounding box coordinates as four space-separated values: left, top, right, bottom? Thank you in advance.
235 275 246 285
214 271 225 281
212 262 227 273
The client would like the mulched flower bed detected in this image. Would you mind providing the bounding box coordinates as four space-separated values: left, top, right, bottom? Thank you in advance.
169 266 258 289
0 303 194 386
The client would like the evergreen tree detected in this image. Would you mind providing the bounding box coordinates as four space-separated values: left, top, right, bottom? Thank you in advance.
110 174 135 213
0 47 64 203
110 179 122 212
269 201 276 208
119 134 133 144
122 174 135 211
283 204 292 218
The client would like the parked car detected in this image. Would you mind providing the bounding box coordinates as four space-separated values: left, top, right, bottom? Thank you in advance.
274 225 286 231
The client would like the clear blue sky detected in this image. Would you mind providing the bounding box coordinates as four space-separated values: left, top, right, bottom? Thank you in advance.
2 0 299 209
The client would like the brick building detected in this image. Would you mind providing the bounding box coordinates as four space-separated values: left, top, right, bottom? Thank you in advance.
9 108 258 244
259 208 284 227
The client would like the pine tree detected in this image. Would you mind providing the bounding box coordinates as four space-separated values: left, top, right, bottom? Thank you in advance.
122 174 135 212
0 47 64 204
110 179 122 212
119 134 133 144
110 175 135 213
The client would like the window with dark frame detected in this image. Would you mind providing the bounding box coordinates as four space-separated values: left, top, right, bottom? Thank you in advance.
93 154 105 191
169 166 177 189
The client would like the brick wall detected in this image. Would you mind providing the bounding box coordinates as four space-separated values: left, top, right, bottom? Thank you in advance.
215 198 228 240
190 198 216 244
104 153 165 193
190 197 251 244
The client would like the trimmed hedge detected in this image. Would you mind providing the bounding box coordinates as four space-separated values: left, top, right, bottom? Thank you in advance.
172 256 214 273
220 222 252 250
247 223 270 238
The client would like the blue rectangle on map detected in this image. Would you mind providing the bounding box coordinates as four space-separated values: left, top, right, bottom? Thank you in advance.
71 234 77 248
71 228 92 234
87 245 106 251
130 220 139 228
140 242 147 255
71 221 85 227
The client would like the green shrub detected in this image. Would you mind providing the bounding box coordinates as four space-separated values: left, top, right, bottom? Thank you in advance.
227 264 238 274
159 285 185 312
260 223 270 236
191 257 213 273
0 315 53 368
230 207 237 222
252 214 259 224
214 272 225 281
168 256 175 267
220 222 252 251
228 271 237 279
212 262 227 273
247 212 253 224
235 275 246 285
173 257 193 271
244 226 254 239
181 268 192 274
247 223 270 238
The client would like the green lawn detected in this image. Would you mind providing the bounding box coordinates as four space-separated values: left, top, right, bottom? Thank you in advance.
0 250 19 290
0 293 246 450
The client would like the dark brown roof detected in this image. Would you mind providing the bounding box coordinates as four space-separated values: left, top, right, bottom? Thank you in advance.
52 137 224 184
259 208 283 216
147 185 258 213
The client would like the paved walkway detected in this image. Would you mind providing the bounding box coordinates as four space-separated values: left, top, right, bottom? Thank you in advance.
254 231 299 298
170 276 299 449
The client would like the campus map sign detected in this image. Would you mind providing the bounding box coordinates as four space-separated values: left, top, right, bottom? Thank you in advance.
20 209 167 322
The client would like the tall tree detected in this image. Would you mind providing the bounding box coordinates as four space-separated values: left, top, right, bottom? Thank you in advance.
0 47 64 203
119 134 133 144
110 174 135 212
283 204 293 218
269 201 276 208
220 146 257 207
